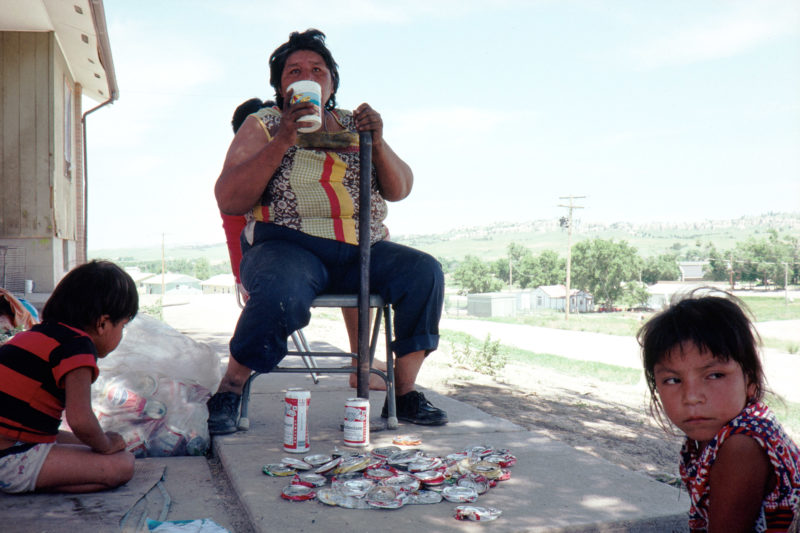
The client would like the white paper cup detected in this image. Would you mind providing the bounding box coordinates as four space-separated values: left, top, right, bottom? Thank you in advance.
287 80 322 133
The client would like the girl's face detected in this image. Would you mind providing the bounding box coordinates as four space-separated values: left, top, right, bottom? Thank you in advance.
653 342 755 449
280 50 333 108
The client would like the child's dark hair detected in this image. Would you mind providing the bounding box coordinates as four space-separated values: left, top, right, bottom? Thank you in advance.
638 288 765 425
269 28 339 111
231 98 275 134
41 260 138 330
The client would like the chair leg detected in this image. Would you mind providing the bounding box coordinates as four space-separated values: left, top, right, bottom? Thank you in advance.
383 306 397 429
238 372 258 431
292 330 319 384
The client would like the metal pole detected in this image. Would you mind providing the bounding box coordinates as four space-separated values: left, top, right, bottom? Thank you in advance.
558 196 585 320
357 131 373 399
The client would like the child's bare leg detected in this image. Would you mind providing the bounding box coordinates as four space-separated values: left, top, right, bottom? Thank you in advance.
343 307 388 391
35 444 134 493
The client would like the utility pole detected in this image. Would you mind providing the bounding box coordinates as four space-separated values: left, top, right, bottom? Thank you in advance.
559 196 585 321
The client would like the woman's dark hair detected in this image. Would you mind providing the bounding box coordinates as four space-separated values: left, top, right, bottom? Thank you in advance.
638 288 765 427
41 260 138 330
269 29 339 111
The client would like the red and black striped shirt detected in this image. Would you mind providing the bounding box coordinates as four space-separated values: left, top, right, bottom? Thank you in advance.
0 322 98 443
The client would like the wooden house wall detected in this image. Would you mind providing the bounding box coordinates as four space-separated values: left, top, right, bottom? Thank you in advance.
0 31 78 242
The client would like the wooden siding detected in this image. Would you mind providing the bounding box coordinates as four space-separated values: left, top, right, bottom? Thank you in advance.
1 31 79 242
52 36 77 242
1 32 54 239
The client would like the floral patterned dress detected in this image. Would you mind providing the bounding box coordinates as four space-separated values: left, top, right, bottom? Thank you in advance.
680 401 800 532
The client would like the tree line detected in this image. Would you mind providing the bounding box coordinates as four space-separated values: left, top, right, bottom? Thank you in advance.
449 229 799 309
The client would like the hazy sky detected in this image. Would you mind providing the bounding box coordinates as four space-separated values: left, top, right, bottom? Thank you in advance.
86 0 800 250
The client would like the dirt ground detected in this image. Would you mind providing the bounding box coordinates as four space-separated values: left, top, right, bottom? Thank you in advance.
416 346 687 487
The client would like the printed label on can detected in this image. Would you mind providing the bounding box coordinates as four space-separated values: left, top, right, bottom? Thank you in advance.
105 384 147 414
343 397 369 447
284 389 310 453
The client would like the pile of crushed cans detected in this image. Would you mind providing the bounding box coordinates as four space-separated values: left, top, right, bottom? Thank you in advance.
263 439 515 522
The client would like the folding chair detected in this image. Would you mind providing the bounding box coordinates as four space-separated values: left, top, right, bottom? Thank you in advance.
220 132 397 431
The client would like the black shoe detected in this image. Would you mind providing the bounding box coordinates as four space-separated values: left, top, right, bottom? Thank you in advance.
207 392 241 435
381 390 448 426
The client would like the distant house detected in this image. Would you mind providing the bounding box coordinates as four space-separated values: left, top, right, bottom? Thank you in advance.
124 267 156 292
1 1 118 299
141 273 201 295
201 274 235 295
678 261 708 281
646 281 730 310
532 284 593 313
467 292 518 318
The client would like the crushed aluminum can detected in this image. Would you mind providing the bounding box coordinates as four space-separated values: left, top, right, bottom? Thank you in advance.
303 454 332 467
468 461 502 480
454 505 502 521
457 475 489 495
407 457 443 472
263 464 297 477
485 452 517 468
441 485 479 503
316 487 340 506
413 470 446 486
407 490 443 505
392 434 422 446
497 468 512 482
464 445 493 458
364 466 398 481
281 484 316 501
371 446 400 459
337 495 371 510
314 457 342 475
281 457 313 470
381 473 420 493
338 478 375 498
366 485 404 509
334 454 370 474
295 472 327 487
386 449 422 466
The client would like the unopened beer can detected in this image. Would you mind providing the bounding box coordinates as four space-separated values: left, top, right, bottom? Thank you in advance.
343 397 369 447
284 388 310 453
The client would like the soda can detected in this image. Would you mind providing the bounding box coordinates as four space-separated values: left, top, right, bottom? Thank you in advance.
284 388 310 453
104 382 147 415
343 397 369 447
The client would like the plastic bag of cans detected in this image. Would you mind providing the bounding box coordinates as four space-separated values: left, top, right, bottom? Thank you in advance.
88 315 219 457
263 443 515 519
93 371 211 457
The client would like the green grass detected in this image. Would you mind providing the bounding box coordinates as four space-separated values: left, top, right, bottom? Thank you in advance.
473 309 648 337
442 330 642 385
738 295 800 322
456 295 800 340
765 394 800 439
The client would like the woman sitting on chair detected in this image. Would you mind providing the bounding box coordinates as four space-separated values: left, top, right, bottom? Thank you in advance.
209 28 447 434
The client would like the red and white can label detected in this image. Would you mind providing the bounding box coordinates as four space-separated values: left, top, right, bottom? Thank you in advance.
284 388 310 453
343 397 369 447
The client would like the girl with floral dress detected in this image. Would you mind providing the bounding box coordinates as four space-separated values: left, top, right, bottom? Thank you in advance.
639 290 799 532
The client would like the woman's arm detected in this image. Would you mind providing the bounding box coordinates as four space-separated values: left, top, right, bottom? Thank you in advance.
707 433 774 533
63 367 125 454
215 97 319 215
353 103 413 202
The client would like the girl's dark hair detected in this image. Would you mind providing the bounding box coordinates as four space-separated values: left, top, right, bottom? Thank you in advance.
638 288 765 426
41 260 138 330
269 29 339 111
